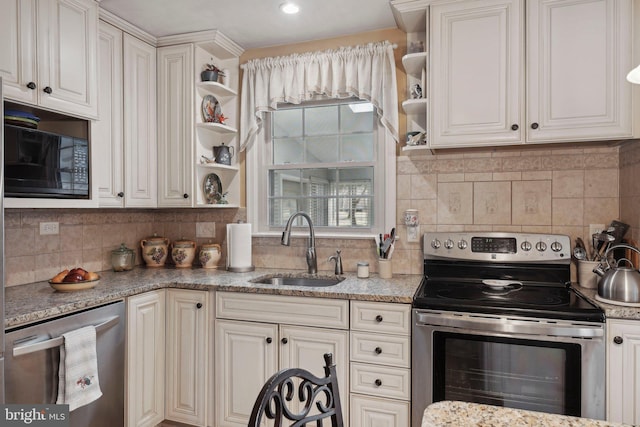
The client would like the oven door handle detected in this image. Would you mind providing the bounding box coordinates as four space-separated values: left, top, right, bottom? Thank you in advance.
415 312 603 338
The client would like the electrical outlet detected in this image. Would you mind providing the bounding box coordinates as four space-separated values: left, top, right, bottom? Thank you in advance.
589 223 605 237
39 222 59 235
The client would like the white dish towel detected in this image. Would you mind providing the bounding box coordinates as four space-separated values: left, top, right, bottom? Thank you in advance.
56 325 103 411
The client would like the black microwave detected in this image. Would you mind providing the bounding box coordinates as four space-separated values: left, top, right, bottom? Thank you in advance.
4 124 89 199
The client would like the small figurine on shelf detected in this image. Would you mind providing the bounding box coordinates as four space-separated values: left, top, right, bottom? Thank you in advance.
201 60 226 82
218 192 229 204
411 83 423 99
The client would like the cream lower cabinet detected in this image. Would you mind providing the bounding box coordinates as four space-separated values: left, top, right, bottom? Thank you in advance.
126 290 166 427
165 289 209 426
349 301 411 427
214 292 350 426
607 319 640 425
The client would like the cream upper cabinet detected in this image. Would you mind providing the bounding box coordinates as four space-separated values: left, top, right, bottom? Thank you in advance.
607 319 640 425
165 289 208 426
95 20 124 207
0 0 98 119
127 290 166 427
429 0 523 148
157 44 194 207
423 0 632 149
526 0 632 143
123 33 157 207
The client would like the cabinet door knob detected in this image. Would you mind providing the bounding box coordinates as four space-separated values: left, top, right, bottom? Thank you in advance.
531 122 539 130
375 347 382 355
117 192 124 198
281 337 288 344
511 124 519 131
374 379 382 387
26 82 36 90
196 302 202 309
613 336 623 345
266 337 272 344
375 315 383 323
43 86 53 94
183 193 189 199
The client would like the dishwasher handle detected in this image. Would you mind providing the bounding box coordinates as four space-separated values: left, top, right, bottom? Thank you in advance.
13 315 120 357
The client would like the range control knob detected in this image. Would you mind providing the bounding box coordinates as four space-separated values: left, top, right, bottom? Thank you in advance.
458 239 468 250
521 241 532 252
444 239 454 249
550 241 563 252
431 239 441 249
535 241 547 252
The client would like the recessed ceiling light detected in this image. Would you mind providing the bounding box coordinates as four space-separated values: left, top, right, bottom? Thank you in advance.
280 2 300 14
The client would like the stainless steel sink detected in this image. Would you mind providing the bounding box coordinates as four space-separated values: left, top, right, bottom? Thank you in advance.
251 275 345 287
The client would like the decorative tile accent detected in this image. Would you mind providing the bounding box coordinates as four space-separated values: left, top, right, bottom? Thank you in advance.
437 182 473 225
512 180 552 225
473 181 511 225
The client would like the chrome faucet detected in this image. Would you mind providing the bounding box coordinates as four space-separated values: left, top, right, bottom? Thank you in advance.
281 211 317 274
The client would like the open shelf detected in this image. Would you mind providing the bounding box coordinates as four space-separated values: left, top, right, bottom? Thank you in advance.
402 144 430 152
402 98 428 114
197 162 239 172
196 122 238 134
197 81 237 97
402 52 427 77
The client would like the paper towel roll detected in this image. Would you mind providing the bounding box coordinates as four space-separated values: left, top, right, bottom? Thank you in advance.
226 222 254 272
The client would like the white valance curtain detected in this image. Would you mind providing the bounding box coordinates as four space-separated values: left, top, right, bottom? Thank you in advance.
240 41 399 151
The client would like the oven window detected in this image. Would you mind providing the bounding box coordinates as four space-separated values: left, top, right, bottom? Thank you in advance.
433 332 581 416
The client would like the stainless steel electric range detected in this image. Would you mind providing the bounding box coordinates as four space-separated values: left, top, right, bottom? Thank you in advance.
412 232 605 426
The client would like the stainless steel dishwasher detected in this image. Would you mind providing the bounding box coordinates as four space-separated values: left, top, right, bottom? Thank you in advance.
5 300 125 427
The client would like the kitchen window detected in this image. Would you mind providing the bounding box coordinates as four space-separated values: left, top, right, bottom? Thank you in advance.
247 99 396 237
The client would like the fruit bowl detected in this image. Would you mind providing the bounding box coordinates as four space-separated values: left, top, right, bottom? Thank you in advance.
49 276 100 292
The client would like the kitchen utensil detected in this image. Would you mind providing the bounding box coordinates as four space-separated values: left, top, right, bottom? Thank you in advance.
140 234 170 267
213 143 234 165
609 220 630 244
171 239 196 268
594 243 640 304
596 232 615 259
111 243 135 272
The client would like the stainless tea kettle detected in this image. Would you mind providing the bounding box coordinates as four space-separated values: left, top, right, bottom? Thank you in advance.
213 143 234 165
594 243 640 304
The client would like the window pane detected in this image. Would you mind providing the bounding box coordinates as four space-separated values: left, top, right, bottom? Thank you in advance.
270 198 301 227
341 134 374 162
269 170 302 197
335 168 374 227
341 103 374 133
305 106 338 136
306 136 338 163
273 138 304 164
273 109 302 137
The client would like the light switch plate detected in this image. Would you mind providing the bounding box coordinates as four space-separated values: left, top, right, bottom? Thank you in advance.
40 222 59 235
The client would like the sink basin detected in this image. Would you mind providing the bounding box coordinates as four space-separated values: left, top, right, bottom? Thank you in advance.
251 275 345 287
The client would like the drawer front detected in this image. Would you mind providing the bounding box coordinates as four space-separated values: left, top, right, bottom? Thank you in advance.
350 362 410 400
216 291 349 329
350 332 410 368
350 301 411 335
350 394 410 427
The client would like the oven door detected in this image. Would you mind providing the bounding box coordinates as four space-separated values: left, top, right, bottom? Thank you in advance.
412 310 605 426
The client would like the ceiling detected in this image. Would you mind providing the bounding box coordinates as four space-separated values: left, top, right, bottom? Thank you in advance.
99 0 398 50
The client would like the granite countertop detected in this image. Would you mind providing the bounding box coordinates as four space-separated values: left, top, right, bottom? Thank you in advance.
573 284 640 321
422 401 630 427
4 267 422 328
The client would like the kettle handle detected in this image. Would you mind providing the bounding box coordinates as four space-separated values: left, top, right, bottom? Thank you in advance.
615 257 636 269
602 243 640 270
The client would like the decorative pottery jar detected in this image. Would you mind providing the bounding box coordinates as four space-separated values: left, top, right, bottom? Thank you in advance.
111 243 135 272
140 234 170 267
171 239 196 268
199 242 222 269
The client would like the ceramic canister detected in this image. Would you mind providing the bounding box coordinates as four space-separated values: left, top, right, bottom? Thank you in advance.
140 234 170 267
199 242 222 269
171 239 196 268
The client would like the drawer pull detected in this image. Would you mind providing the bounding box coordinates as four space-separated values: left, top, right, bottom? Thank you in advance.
281 337 288 344
374 379 382 387
375 347 382 355
375 315 383 323
266 337 272 344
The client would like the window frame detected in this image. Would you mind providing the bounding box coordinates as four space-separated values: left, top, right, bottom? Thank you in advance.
246 98 396 239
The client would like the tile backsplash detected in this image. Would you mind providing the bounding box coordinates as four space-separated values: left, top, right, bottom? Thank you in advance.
5 142 627 286
5 208 244 287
